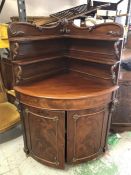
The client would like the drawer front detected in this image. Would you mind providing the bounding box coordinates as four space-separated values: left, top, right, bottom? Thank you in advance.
17 92 112 110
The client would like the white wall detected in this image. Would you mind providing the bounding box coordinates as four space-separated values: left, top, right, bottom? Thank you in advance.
0 0 85 23
0 0 128 23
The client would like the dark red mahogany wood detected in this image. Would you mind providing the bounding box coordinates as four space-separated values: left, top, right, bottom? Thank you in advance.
8 21 124 169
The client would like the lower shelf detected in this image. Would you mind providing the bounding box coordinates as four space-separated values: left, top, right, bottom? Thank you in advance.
15 71 117 110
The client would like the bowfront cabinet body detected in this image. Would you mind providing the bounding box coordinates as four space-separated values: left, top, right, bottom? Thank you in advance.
19 99 112 168
8 21 124 169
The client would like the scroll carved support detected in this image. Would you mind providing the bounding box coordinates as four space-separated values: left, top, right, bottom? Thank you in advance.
9 25 25 37
111 98 119 113
88 25 96 32
12 42 20 59
73 114 79 120
111 61 120 84
114 41 121 60
107 31 121 37
14 65 22 84
60 19 70 34
14 99 21 113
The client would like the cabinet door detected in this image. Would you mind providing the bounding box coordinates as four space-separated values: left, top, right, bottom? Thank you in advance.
67 106 109 164
112 84 131 125
23 107 65 169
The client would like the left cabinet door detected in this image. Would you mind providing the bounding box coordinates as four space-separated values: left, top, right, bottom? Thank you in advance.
21 105 65 169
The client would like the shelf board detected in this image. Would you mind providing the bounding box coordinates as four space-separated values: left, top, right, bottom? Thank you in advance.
69 49 115 56
9 34 123 42
64 35 123 41
12 55 62 65
12 54 116 66
65 55 116 65
9 35 63 42
14 71 118 100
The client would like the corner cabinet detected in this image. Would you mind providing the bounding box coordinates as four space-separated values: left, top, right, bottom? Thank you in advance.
8 21 124 169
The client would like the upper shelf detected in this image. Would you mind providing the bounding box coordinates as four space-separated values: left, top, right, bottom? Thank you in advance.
8 21 124 65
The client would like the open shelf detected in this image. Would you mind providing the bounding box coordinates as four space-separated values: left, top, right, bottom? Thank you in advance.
66 55 116 65
14 71 117 100
64 35 123 41
12 55 62 66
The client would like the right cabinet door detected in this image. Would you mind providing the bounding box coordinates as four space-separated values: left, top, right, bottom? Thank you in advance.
67 106 109 164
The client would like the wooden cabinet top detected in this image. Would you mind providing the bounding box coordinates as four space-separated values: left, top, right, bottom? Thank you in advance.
15 71 118 99
8 21 124 41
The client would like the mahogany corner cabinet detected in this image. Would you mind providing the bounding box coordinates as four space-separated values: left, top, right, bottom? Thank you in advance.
8 21 124 169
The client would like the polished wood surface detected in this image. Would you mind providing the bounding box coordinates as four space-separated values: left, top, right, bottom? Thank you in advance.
15 71 117 99
6 22 124 87
8 21 124 169
15 71 116 110
21 106 65 168
67 106 109 164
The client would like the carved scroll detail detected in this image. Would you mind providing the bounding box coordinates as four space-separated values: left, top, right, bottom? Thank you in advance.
111 98 119 113
9 26 25 36
107 31 121 37
12 42 20 59
111 61 120 84
14 65 22 84
32 24 44 31
73 114 79 120
88 25 96 32
60 19 70 34
114 41 121 60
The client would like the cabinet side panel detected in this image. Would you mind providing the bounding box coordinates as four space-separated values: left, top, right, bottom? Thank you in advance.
111 84 131 131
